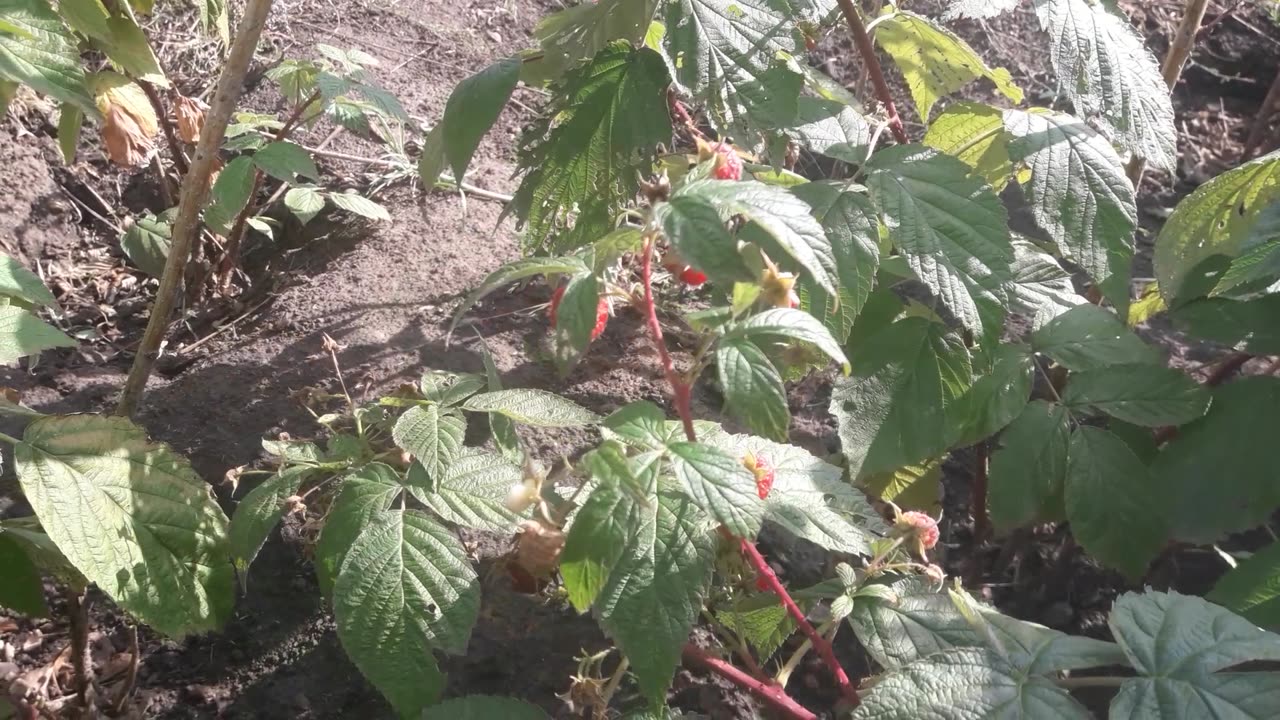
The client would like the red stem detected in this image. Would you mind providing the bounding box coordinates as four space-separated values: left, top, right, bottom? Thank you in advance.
682 644 818 720
641 239 697 442
834 0 909 146
737 537 860 707
639 238 859 709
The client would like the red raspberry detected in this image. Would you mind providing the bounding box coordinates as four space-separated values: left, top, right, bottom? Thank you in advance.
678 267 708 286
893 510 940 557
550 286 608 341
548 285 566 325
712 142 743 181
754 574 771 592
591 298 609 340
742 452 775 500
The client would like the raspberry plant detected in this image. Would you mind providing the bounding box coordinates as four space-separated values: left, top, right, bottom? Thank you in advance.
0 0 1277 717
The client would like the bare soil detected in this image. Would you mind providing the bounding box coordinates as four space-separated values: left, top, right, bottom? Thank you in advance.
1 0 1278 717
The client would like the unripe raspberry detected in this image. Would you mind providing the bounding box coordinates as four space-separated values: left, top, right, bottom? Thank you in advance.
893 510 940 558
742 452 775 500
712 142 743 181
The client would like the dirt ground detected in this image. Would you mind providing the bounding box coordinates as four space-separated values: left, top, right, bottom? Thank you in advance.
1 0 1279 716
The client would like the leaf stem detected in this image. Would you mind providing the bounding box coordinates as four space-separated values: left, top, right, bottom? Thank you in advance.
681 643 818 720
0 430 21 445
834 0 909 146
775 619 837 687
116 0 277 418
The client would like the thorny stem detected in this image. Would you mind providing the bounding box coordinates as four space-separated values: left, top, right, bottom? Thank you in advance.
116 0 276 418
638 236 859 710
1126 0 1211 185
681 644 819 720
834 0 909 146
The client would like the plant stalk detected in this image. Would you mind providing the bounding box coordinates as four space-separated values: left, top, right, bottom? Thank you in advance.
972 440 990 542
1244 69 1280 161
116 0 276 418
833 0 909 145
67 589 95 717
682 644 818 720
1126 0 1211 185
218 90 323 291
639 237 859 708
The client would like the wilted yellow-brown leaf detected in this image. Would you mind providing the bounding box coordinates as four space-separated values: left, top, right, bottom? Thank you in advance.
174 95 207 144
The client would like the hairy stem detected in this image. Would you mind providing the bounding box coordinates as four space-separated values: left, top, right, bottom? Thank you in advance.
640 238 697 442
116 0 276 418
1126 0 1210 185
218 90 323 291
639 235 858 709
682 644 818 720
834 0 908 145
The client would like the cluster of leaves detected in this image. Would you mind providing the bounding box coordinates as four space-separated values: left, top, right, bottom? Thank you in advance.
0 261 234 640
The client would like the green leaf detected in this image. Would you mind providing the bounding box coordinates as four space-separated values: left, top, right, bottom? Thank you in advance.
228 465 314 570
512 42 670 251
831 317 972 480
716 337 789 442
662 0 802 130
334 510 478 716
1109 591 1280 720
601 400 670 450
406 451 522 532
422 696 549 720
478 346 520 462
0 517 84 587
947 344 1033 446
206 156 256 232
1061 363 1209 426
0 531 48 616
863 460 942 512
922 102 1013 190
252 141 319 184
0 305 75 363
848 576 980 671
656 195 754 288
1218 201 1280 292
851 647 1091 720
393 404 466 481
866 144 1013 338
0 0 97 115
987 400 1070 531
785 97 872 161
281 184 322 224
0 253 56 307
1210 542 1280 629
521 0 660 85
553 272 600 373
417 122 446 187
314 462 403 595
327 191 389 221
197 0 228 45
1007 238 1085 330
874 11 1022 123
676 180 837 295
1033 0 1176 170
99 9 166 85
1029 304 1160 370
419 370 486 406
441 57 519 183
597 491 714 705
449 256 589 332
1065 427 1166 578
942 0 1022 22
668 441 764 538
717 594 794 662
726 308 849 372
1171 295 1280 354
1006 109 1136 297
57 0 111 41
790 181 880 343
562 444 658 612
14 415 233 636
1154 377 1280 544
57 102 82 164
462 389 599 427
705 432 888 554
261 437 323 464
119 211 171 278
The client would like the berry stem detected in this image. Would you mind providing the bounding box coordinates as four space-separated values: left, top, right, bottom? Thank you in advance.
681 644 818 720
639 235 860 710
834 0 909 146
